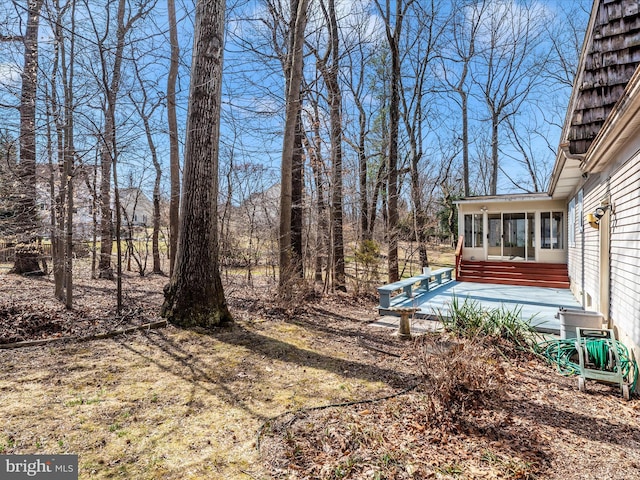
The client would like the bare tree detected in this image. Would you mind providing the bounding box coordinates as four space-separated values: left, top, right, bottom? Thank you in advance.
3 0 45 275
502 115 552 192
302 85 328 284
279 0 308 293
162 0 231 327
343 35 373 242
167 0 180 276
129 59 164 275
399 0 443 270
311 0 345 291
46 0 77 306
374 0 415 283
439 0 487 197
471 0 548 195
89 0 155 279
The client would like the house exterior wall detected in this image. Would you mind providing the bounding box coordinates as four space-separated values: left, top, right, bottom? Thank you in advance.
567 135 640 354
567 191 583 303
36 165 97 240
120 189 154 227
568 175 606 311
608 147 640 350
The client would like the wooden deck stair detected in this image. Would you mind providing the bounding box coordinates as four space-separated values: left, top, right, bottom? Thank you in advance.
457 260 570 289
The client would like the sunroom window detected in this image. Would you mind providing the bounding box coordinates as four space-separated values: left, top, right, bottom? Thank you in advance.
541 211 564 249
463 214 483 248
568 199 575 248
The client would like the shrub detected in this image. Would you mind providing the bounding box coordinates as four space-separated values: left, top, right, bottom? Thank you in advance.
436 295 539 351
417 334 505 429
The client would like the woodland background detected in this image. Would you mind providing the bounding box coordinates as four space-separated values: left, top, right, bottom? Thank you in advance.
0 0 590 305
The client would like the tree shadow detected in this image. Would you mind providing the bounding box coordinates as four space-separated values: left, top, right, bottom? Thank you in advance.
455 392 640 477
213 322 417 389
284 304 409 352
511 397 640 447
115 328 270 423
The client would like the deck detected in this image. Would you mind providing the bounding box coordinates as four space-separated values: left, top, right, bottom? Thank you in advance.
375 281 582 334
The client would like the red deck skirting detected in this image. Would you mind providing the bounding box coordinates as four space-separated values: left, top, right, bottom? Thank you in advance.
457 261 570 289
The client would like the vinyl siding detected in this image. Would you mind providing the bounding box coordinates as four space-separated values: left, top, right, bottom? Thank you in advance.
567 195 583 304
584 183 607 313
609 151 640 347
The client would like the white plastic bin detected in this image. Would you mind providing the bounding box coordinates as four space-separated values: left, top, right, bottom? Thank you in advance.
557 308 604 339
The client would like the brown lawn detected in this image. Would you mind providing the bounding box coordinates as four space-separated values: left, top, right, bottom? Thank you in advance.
0 261 639 479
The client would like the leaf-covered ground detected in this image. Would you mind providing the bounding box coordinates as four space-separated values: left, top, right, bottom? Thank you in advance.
1 263 639 479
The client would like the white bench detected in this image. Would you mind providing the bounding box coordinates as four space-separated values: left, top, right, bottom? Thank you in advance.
377 267 454 309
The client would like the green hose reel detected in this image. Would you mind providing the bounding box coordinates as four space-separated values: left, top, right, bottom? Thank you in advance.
575 328 634 400
538 328 638 400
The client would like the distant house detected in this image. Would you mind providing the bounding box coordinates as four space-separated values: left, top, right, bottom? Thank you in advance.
36 164 96 240
35 166 155 239
456 0 640 355
119 187 154 228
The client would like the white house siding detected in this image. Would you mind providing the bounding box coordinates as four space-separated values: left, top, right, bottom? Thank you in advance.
577 178 607 312
572 142 640 353
567 194 584 305
608 150 640 349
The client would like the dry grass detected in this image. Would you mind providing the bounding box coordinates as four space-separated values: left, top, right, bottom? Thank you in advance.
1 258 640 479
0 263 413 479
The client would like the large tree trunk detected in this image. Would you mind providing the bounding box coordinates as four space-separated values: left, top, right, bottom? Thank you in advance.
62 0 77 309
161 0 231 328
387 25 400 283
167 0 180 276
326 0 346 292
357 102 369 241
12 0 45 275
461 91 469 197
47 10 65 297
279 0 308 292
375 0 405 283
290 108 304 277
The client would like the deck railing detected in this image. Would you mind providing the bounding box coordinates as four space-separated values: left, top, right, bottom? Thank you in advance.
455 235 464 279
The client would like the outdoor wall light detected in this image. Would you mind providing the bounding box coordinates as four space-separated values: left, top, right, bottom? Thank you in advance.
594 206 608 220
587 205 609 229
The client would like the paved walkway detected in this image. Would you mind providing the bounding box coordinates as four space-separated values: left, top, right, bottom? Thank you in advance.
373 281 582 334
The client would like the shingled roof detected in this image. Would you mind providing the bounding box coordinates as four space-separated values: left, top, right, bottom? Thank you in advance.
568 0 640 155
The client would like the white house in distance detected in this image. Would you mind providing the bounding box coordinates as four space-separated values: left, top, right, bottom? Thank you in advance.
456 0 640 355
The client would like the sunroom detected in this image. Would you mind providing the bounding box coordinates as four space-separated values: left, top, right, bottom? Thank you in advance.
456 193 567 264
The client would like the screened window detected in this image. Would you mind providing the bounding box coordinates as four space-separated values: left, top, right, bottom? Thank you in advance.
463 214 483 248
568 199 575 247
541 211 564 249
577 190 583 233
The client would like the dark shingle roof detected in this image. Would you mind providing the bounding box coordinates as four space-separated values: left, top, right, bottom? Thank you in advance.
569 0 640 154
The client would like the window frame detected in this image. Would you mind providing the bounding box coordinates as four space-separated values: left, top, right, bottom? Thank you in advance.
463 213 484 248
568 198 575 248
541 211 564 250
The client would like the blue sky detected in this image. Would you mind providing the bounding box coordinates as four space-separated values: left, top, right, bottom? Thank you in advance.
0 0 592 201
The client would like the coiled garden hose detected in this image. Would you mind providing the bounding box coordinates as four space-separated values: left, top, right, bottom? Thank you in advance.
537 338 639 393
